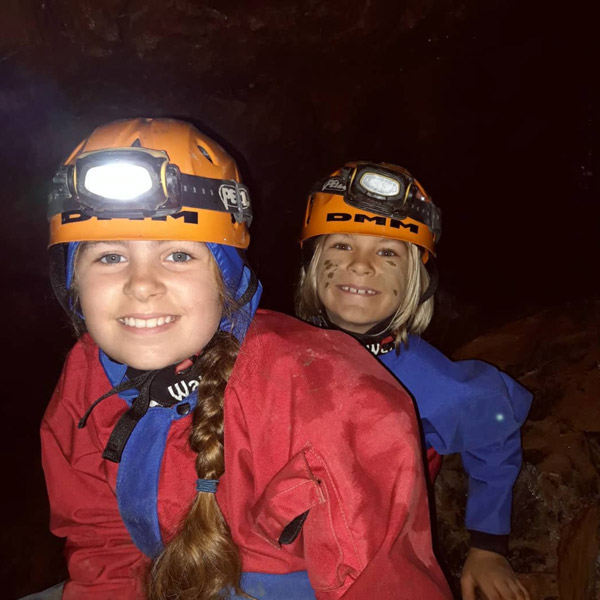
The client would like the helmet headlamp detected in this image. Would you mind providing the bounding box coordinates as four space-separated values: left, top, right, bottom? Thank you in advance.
315 162 441 240
84 163 154 201
48 147 252 224
358 172 401 198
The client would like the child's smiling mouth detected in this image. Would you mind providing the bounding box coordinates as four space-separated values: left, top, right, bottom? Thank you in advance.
337 285 379 296
118 315 179 329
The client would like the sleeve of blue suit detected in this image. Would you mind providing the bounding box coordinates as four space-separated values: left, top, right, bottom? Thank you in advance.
379 336 532 537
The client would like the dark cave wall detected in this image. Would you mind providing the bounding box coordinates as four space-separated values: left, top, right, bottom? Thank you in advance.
1 0 598 312
2 0 594 324
1 1 596 597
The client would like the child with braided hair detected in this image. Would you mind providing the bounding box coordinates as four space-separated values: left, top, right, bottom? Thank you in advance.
39 119 451 600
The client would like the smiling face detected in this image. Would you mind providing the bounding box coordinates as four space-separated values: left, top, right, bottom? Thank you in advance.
315 234 409 334
75 240 222 370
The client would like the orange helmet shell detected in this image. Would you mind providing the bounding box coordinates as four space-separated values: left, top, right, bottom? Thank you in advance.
301 163 439 259
49 118 249 248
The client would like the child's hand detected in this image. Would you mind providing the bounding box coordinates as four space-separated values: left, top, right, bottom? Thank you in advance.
460 548 530 600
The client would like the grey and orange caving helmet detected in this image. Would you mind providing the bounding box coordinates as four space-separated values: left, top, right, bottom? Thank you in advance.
48 117 261 340
300 161 441 302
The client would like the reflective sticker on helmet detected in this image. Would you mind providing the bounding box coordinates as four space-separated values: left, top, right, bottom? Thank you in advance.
49 207 249 248
325 212 419 233
301 192 434 256
218 183 250 210
321 177 347 193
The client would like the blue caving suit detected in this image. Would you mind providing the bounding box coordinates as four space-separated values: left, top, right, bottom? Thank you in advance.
372 334 532 551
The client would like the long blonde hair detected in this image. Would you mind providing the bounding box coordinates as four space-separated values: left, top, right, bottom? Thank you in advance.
295 236 434 347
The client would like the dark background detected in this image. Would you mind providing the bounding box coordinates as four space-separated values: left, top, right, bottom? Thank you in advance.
1 0 595 597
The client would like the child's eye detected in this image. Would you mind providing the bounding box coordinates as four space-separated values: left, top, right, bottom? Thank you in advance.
378 248 397 257
332 243 351 251
99 253 126 264
166 251 192 263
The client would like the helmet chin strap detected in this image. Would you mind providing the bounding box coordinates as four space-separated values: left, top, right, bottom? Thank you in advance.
317 311 396 345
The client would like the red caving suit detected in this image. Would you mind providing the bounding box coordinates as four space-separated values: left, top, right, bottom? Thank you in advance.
42 310 452 599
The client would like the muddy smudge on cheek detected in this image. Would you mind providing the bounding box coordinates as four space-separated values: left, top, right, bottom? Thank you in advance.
393 289 398 297
319 262 337 286
324 282 329 288
386 260 397 267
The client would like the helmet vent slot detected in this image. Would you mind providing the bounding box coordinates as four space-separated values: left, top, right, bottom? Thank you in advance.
131 138 142 147
197 145 214 163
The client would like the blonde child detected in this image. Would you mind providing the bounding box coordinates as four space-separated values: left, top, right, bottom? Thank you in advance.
296 162 532 600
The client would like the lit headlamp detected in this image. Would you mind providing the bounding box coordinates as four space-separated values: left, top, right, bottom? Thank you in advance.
48 147 252 224
316 163 441 239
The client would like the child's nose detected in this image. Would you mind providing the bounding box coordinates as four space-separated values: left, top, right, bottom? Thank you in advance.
123 264 166 302
348 253 375 275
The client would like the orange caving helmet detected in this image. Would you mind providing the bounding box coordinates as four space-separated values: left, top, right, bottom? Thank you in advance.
300 161 441 260
48 117 251 248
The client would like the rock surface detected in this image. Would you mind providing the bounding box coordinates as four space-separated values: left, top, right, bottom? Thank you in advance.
435 300 600 599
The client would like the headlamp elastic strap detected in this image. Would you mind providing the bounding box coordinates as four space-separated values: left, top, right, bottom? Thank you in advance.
179 174 252 225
